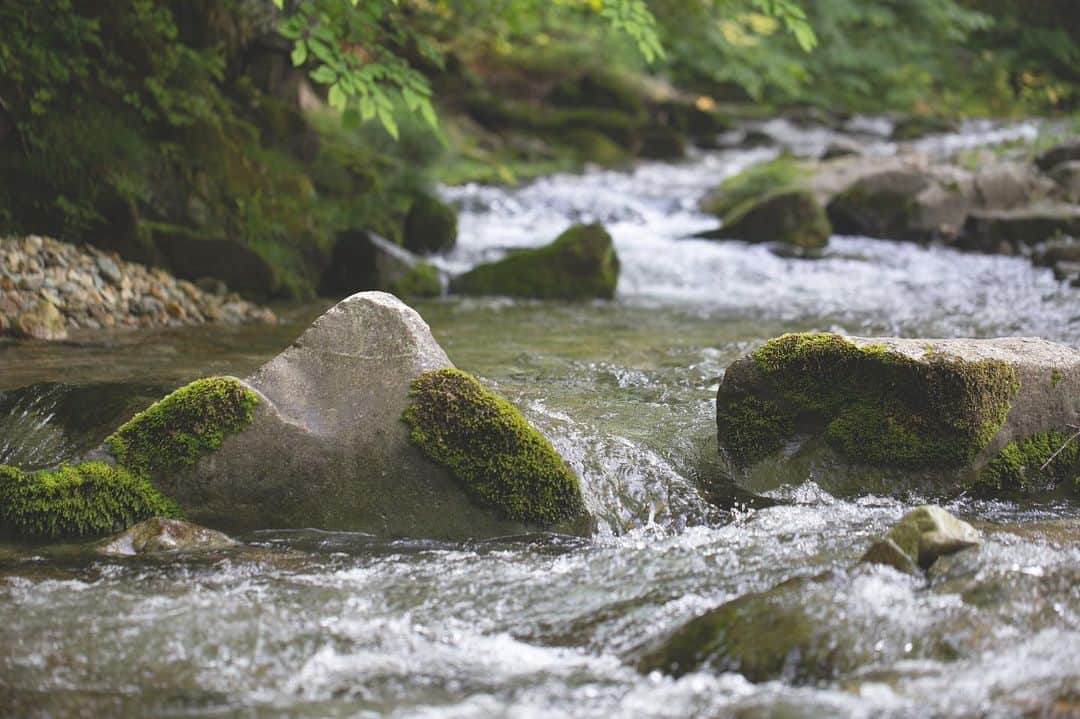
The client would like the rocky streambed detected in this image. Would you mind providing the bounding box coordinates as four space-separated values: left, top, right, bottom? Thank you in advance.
1 119 1079 718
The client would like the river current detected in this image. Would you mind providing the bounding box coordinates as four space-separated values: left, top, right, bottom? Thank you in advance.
1 119 1078 718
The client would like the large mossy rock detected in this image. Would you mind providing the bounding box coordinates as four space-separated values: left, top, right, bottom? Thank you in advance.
1035 140 1080 173
116 293 585 537
696 189 830 249
450 224 619 300
715 333 1080 496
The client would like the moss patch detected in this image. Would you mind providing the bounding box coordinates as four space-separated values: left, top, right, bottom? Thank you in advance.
0 462 181 538
700 156 812 219
976 430 1080 494
717 333 1020 468
450 223 619 300
106 377 259 479
701 189 831 249
402 368 586 525
388 261 443 299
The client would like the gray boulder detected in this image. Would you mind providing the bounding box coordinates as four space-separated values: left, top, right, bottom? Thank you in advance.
1035 140 1080 172
959 205 1080 254
1048 160 1080 203
715 333 1080 496
109 292 589 538
695 189 831 250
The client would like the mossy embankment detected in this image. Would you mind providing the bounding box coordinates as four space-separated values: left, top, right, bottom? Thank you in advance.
0 377 258 538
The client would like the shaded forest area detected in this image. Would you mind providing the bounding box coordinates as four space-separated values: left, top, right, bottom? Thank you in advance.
1 0 1076 300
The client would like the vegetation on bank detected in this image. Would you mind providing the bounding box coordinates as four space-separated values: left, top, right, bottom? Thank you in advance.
1 1 1076 302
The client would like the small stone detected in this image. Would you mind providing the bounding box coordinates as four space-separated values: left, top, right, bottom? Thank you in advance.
99 517 237 555
164 301 186 320
17 273 43 291
12 300 68 341
861 505 981 572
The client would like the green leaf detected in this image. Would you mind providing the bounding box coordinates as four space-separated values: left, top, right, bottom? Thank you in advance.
290 42 307 67
327 82 347 110
377 108 399 139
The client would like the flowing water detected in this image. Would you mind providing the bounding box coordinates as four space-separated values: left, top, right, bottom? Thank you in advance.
2 121 1079 718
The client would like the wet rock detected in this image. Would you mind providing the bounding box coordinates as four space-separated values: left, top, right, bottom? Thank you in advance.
1048 160 1080 202
321 230 442 299
715 333 1080 495
637 571 872 682
890 115 958 141
696 189 830 249
95 255 123 285
451 224 619 300
973 163 1041 210
638 126 687 159
861 505 981 573
153 234 280 298
99 517 236 555
12 300 67 341
826 168 973 242
404 192 458 256
821 138 863 160
959 205 1080 253
1035 140 1080 172
131 292 588 537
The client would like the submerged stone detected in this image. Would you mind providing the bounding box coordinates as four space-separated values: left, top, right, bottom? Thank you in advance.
99 517 235 555
715 333 1080 495
450 224 619 300
861 505 981 573
321 230 443 299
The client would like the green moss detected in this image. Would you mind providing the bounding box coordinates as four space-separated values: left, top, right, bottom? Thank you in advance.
105 377 259 479
402 368 586 525
714 396 796 465
703 189 831 249
699 156 812 219
389 261 443 299
718 333 1020 468
450 223 619 300
1051 368 1063 387
0 461 181 538
976 430 1080 494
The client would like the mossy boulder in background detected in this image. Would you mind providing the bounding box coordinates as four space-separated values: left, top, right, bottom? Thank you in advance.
958 205 1080 254
890 115 959 141
450 224 619 300
826 169 971 242
320 231 442 299
696 189 831 249
715 333 1080 496
861 505 981 574
403 193 458 256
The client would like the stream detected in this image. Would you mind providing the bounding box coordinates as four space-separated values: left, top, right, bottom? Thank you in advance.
1 120 1079 718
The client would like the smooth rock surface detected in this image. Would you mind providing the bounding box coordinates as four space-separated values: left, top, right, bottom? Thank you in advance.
959 205 1080 253
153 292 568 537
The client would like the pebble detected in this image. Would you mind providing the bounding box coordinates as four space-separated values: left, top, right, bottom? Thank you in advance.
0 235 276 341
